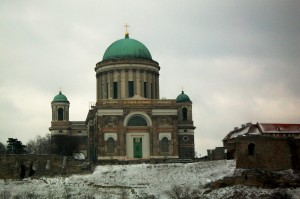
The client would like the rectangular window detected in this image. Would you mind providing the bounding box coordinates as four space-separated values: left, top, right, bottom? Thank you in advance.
128 81 134 97
144 82 147 98
113 82 118 99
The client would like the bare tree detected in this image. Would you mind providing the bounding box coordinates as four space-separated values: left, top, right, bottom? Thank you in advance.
0 142 6 154
26 134 51 154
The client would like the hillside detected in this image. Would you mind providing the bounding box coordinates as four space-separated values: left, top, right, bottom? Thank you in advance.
0 160 300 198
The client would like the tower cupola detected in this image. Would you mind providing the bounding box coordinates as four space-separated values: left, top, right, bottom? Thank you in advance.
51 91 70 121
176 91 192 103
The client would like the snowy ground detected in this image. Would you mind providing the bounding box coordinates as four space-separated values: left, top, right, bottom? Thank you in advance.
0 160 300 198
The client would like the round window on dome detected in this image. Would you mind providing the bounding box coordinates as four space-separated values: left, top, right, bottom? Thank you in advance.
183 136 189 141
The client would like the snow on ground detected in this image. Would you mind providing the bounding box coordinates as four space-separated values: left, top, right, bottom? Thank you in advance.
0 160 300 198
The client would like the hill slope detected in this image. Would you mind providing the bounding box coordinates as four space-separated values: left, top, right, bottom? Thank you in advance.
1 160 299 198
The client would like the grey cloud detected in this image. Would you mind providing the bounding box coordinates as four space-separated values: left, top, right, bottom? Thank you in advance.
0 1 299 155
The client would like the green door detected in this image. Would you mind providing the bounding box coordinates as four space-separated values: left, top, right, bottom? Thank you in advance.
133 138 142 158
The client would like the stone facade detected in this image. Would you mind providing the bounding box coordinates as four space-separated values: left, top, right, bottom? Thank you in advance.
223 122 300 159
86 98 195 161
50 120 88 157
235 136 300 170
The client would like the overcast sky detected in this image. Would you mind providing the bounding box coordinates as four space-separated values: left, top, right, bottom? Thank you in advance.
1 0 300 156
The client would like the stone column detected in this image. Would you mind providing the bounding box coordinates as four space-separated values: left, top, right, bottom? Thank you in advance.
156 73 160 99
103 73 107 99
122 128 127 156
98 74 103 100
147 71 151 99
106 72 110 99
140 70 144 98
133 69 137 96
152 72 156 99
66 106 69 121
117 70 121 99
99 74 102 99
120 69 125 98
149 127 153 156
96 76 99 100
109 71 113 99
54 106 57 120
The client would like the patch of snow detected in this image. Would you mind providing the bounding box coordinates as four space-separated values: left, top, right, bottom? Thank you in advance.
0 160 299 199
73 153 85 160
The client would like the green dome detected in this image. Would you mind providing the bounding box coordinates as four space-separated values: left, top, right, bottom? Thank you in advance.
103 35 152 61
176 91 192 103
53 91 68 102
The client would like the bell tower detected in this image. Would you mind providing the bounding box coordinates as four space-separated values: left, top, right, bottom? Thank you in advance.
176 91 196 159
49 91 71 155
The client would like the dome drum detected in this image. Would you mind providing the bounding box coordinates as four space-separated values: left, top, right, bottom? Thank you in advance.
95 59 160 73
96 68 160 100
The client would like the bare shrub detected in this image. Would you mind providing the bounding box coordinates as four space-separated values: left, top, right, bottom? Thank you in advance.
24 192 38 199
63 186 72 199
84 192 95 199
165 185 201 199
271 189 292 199
13 191 39 199
0 190 11 199
13 194 22 199
120 188 129 199
47 188 54 199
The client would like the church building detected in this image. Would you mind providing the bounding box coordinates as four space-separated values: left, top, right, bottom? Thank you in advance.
49 28 196 161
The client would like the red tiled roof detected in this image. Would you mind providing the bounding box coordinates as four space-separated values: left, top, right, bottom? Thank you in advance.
258 123 300 133
224 123 300 141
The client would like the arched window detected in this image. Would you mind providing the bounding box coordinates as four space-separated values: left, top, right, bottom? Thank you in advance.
182 108 188 121
161 137 169 153
128 116 147 126
248 143 255 156
107 137 115 154
58 108 64 121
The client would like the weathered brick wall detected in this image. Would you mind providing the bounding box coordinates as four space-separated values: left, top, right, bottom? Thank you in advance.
235 136 299 170
212 147 226 160
0 154 91 179
223 140 236 159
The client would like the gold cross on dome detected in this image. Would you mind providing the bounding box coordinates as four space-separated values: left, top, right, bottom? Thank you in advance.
124 23 130 37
